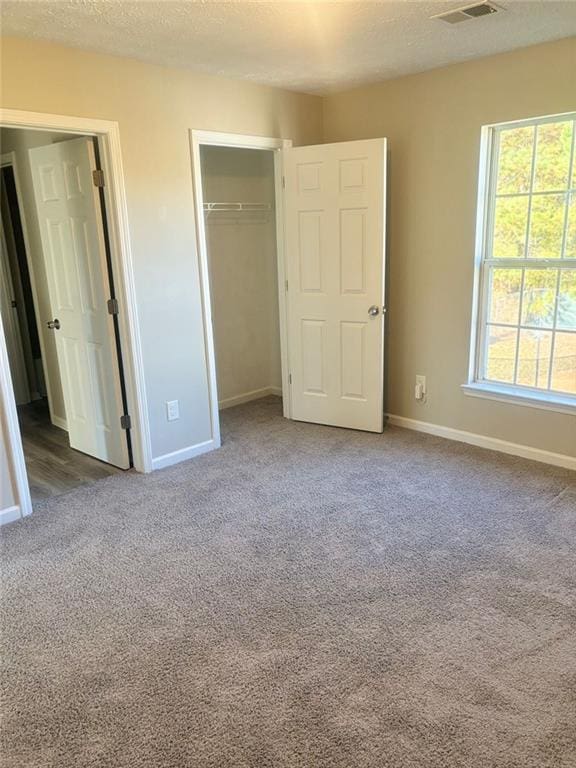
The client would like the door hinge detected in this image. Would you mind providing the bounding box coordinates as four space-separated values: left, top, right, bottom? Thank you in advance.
282 175 286 189
120 414 131 430
107 298 119 315
92 169 105 188
285 279 288 292
289 373 292 384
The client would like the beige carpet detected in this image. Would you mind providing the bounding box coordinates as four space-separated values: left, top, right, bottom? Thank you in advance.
1 397 575 767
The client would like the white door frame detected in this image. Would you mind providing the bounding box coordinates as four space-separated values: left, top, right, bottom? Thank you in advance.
0 108 153 519
189 130 293 445
0 311 32 521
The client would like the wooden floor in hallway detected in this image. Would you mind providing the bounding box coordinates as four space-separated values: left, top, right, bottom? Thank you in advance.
17 400 125 502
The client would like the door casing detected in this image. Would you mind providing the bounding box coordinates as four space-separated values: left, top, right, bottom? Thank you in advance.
0 108 153 522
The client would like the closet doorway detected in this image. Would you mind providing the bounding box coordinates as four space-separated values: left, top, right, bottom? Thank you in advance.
191 130 388 443
191 132 290 444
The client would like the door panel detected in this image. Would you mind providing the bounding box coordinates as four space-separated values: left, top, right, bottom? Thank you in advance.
301 319 327 396
340 321 366 400
284 139 386 432
298 211 324 292
340 208 367 294
29 138 129 468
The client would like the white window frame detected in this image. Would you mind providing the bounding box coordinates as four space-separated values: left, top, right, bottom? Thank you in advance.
463 111 576 415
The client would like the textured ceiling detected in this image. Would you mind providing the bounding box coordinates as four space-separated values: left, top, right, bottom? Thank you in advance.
1 1 575 94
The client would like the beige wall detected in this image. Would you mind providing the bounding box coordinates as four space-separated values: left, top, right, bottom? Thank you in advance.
323 37 576 457
201 147 281 405
1 128 72 423
0 37 322 482
1 35 574 519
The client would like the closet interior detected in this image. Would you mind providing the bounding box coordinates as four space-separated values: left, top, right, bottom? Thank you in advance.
200 146 282 410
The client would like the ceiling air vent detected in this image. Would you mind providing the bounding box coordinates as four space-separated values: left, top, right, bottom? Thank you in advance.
432 2 502 24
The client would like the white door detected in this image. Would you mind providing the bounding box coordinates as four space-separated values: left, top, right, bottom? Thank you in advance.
29 138 129 469
283 139 387 432
0 216 30 405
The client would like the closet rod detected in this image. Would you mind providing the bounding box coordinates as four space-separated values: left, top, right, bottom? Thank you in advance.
203 202 273 213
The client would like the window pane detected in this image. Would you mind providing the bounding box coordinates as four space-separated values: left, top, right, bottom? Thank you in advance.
492 196 528 258
517 329 552 388
557 270 576 330
488 268 522 324
566 192 576 259
533 120 573 192
485 325 517 384
551 332 576 394
496 126 534 195
521 269 558 328
528 193 565 259
479 116 576 399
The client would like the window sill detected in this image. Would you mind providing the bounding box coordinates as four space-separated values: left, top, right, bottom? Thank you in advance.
461 382 576 416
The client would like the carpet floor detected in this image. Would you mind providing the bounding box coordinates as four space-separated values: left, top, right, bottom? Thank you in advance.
1 396 575 768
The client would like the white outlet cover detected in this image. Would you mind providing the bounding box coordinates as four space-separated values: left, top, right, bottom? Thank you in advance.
166 400 179 421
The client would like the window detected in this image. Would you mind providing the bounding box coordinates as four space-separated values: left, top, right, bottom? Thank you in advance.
468 113 576 410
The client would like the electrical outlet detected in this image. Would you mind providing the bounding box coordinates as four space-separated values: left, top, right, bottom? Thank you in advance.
166 400 179 421
415 375 426 401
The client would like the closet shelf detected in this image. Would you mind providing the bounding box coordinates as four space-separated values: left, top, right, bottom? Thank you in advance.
203 202 273 213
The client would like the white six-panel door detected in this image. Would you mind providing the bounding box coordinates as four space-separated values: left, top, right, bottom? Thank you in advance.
283 139 386 432
29 138 129 468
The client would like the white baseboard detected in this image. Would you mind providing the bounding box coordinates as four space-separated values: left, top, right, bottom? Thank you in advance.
386 414 576 472
151 438 220 471
0 505 23 526
218 386 282 410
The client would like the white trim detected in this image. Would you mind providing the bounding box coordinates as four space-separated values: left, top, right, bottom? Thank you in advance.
461 381 576 415
188 129 293 447
218 386 282 410
97 122 152 472
0 311 32 519
467 124 492 384
189 133 222 450
274 147 293 420
151 439 218 471
482 110 576 132
191 130 289 152
466 111 576 400
386 413 576 472
0 505 25 526
0 109 153 518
